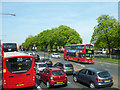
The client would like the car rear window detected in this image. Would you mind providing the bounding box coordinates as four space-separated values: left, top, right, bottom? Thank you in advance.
39 64 46 67
98 71 110 78
65 64 73 67
52 70 64 76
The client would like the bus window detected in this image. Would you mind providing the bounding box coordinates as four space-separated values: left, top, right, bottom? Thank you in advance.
79 54 85 58
82 46 84 50
6 57 32 74
3 43 17 52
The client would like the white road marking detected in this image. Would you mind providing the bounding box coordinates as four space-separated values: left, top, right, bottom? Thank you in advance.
68 81 70 84
35 83 42 90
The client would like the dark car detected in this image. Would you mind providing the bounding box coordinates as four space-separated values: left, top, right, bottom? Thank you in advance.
73 68 113 88
40 58 53 67
54 62 74 75
39 67 67 88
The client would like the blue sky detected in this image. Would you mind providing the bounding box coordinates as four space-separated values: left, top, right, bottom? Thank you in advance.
1 2 118 45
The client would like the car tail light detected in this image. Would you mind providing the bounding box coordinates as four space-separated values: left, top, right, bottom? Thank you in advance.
63 66 65 70
49 77 53 80
96 78 102 82
37 68 39 71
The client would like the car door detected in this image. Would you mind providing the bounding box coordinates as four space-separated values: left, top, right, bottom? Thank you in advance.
44 69 50 82
78 69 87 82
84 70 95 84
40 69 46 81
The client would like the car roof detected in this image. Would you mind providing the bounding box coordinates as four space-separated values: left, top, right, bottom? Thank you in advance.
48 67 62 71
86 68 105 73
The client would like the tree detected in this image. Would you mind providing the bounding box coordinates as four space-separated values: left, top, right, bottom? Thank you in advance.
90 15 118 57
22 25 83 51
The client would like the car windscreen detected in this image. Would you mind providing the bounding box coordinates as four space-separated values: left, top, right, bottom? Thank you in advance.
6 57 32 74
3 43 17 52
65 64 73 67
39 64 46 67
98 71 110 78
52 70 64 76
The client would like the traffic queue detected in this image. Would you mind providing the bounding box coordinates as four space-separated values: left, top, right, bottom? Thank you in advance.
1 43 113 89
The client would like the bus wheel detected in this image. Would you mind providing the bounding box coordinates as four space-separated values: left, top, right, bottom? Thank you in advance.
67 58 69 61
77 59 80 63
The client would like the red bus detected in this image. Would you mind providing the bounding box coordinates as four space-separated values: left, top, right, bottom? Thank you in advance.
1 43 17 58
64 44 94 63
2 52 35 89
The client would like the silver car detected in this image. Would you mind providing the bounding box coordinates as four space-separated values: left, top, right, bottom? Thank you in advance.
35 62 47 74
54 62 74 75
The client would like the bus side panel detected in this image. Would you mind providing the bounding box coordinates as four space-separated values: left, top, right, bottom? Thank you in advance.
2 58 7 88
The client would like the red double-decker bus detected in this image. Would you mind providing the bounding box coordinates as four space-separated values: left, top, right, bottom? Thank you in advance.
2 52 35 89
64 44 94 63
1 43 18 59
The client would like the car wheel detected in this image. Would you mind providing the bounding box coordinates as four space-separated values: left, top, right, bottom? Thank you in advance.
46 81 51 88
77 59 80 63
64 82 67 86
67 58 69 61
73 76 78 82
90 82 95 88
38 75 41 80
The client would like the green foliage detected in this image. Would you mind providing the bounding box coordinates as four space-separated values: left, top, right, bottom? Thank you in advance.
22 25 82 51
90 15 119 50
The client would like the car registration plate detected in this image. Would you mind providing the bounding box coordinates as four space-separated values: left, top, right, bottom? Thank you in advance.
16 83 24 86
57 82 63 84
104 80 110 83
67 69 72 71
47 62 50 64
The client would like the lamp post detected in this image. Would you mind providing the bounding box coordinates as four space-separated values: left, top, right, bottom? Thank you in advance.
0 13 16 16
0 13 16 45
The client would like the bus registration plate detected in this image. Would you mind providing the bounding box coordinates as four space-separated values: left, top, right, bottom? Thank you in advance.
16 83 24 86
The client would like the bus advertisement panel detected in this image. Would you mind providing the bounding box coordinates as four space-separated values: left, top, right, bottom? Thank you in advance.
64 44 94 63
2 52 35 89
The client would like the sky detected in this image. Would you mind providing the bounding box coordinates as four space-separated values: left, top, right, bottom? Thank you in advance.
1 1 118 46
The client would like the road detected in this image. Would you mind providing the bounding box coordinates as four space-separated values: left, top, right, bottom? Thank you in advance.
0 52 119 90
37 52 120 89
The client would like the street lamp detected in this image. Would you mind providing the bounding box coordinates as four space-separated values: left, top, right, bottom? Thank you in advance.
0 13 16 16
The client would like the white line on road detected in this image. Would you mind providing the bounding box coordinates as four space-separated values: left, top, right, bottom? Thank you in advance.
68 81 71 84
35 83 42 90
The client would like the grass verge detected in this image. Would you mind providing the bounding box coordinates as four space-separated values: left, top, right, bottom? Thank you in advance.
95 57 120 63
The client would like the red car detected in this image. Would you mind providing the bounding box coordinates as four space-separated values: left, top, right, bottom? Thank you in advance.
39 67 67 88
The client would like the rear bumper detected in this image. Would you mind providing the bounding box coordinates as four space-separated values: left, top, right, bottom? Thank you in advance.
49 79 67 86
95 82 113 88
3 82 35 89
64 70 74 74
